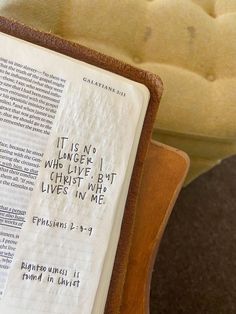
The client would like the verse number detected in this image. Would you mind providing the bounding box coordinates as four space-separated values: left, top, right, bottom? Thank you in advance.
70 222 93 236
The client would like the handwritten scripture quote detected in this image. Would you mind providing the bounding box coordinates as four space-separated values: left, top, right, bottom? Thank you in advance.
17 137 119 289
41 137 118 206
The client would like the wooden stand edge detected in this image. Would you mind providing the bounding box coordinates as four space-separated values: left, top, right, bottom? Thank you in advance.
120 141 190 314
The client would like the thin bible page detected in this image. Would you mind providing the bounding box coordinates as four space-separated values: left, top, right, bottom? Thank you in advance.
0 32 149 313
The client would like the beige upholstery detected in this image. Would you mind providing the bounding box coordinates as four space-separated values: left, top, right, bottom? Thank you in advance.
1 0 236 182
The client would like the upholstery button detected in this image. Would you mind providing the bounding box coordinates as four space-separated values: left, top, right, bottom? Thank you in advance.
133 56 142 64
207 74 216 82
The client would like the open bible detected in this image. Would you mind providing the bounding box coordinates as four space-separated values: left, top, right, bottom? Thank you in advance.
0 17 162 314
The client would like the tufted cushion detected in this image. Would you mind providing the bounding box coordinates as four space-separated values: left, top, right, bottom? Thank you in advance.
1 0 236 182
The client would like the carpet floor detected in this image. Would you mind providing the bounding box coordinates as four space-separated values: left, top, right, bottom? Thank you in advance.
150 155 236 314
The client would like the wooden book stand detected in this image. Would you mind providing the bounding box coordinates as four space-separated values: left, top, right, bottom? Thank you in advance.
120 141 189 313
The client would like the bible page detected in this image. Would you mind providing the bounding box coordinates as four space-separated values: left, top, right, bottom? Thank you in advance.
0 32 149 314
